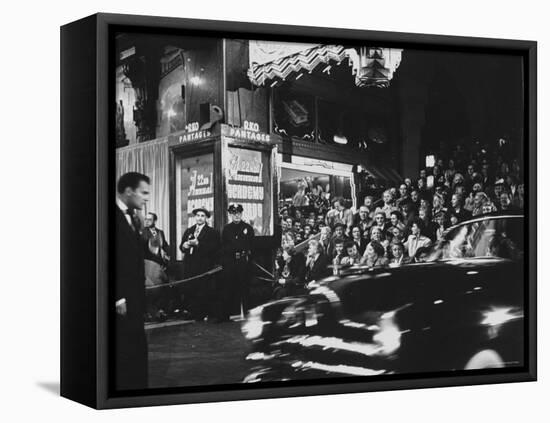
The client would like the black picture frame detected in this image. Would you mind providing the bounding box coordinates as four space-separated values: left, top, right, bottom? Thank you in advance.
60 12 537 409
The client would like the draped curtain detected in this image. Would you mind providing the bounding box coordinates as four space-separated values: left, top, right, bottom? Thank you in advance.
116 138 170 236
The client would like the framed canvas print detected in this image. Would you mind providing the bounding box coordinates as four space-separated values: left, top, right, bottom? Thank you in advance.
60 13 537 409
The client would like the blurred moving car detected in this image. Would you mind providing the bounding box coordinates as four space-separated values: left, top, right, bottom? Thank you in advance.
242 213 525 382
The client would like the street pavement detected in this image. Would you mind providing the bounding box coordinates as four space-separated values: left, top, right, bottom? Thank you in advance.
147 320 252 388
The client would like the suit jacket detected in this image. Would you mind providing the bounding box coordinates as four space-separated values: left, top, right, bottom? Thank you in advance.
141 226 169 265
115 207 146 321
449 207 472 223
352 214 373 233
276 252 306 287
180 224 220 277
351 238 368 255
114 207 148 389
305 253 331 282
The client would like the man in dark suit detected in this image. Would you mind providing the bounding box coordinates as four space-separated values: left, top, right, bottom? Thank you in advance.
179 207 220 320
142 212 169 266
141 212 170 321
115 172 150 390
304 239 331 283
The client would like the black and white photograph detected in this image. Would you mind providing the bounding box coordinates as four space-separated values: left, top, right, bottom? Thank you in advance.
2 0 546 420
4 0 550 418
112 29 531 393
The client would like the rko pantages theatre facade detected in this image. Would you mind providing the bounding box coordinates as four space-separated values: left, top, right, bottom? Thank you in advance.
115 34 524 276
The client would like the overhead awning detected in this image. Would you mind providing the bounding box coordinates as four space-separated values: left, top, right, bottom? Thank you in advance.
247 41 402 88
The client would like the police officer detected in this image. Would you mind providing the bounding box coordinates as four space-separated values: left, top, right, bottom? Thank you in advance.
219 204 255 320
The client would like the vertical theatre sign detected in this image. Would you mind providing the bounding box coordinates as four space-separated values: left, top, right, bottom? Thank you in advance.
177 153 215 231
225 147 267 234
187 167 214 222
221 122 274 236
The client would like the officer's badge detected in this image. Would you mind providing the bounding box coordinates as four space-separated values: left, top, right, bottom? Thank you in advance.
243 228 248 234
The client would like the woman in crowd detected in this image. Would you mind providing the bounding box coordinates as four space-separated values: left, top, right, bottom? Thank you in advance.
361 240 388 268
388 210 406 234
433 211 448 241
318 225 332 256
375 190 397 219
340 240 362 266
464 182 483 211
471 192 489 216
388 241 410 267
388 226 405 245
432 193 447 217
404 219 432 259
370 226 389 254
350 225 367 255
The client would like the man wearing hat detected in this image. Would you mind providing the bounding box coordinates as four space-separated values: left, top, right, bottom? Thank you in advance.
219 204 255 320
179 207 220 320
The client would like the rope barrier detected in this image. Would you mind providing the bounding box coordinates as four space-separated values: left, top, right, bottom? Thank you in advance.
256 276 276 283
145 266 223 290
252 261 274 279
146 261 277 291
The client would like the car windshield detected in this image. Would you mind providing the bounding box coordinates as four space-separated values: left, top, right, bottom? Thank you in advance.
425 216 524 262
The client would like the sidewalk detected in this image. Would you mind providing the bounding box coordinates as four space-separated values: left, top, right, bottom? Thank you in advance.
147 320 252 388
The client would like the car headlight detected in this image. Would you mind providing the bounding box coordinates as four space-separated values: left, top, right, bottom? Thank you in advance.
372 318 402 355
242 306 268 340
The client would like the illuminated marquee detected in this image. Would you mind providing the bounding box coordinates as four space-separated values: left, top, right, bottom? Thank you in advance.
227 126 270 143
175 130 212 143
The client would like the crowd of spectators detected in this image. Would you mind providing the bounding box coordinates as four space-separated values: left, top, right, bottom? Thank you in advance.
273 142 524 298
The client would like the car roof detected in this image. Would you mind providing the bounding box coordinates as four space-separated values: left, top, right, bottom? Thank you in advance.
443 212 523 236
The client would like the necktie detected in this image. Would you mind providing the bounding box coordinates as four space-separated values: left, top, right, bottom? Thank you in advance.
126 209 138 232
190 225 201 255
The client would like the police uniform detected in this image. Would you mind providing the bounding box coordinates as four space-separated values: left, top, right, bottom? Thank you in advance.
220 204 255 319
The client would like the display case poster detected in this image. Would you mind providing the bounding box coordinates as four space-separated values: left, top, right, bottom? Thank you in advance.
179 153 215 231
226 147 272 235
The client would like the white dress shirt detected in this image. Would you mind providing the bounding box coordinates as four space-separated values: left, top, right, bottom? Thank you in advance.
116 197 133 229
189 223 205 254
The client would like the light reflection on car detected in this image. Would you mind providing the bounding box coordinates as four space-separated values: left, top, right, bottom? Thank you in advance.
242 213 525 382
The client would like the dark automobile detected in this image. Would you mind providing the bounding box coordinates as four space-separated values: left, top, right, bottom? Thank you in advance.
242 213 525 382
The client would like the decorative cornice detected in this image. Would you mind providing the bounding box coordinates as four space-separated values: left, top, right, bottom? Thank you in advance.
247 43 402 88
